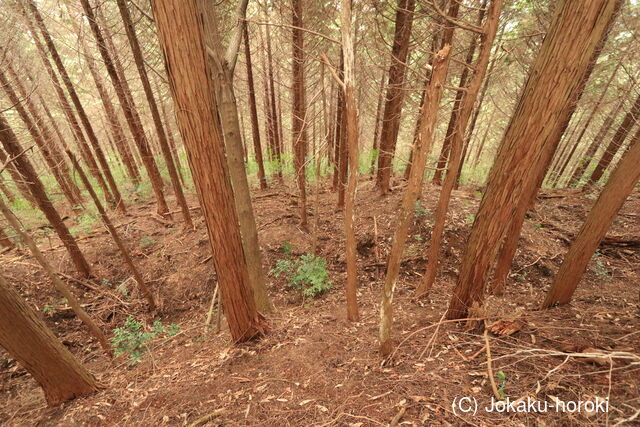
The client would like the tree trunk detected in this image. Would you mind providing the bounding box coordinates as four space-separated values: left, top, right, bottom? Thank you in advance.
379 46 451 356
416 0 502 298
157 86 186 186
0 148 36 206
543 126 640 307
0 67 81 208
0 200 110 355
116 0 192 227
200 1 273 314
265 19 283 182
67 152 156 310
0 226 13 249
27 0 125 212
80 0 170 218
151 0 267 341
2 59 83 207
22 10 114 207
82 41 141 185
587 92 640 185
340 0 360 322
488 13 616 295
370 69 386 175
446 0 620 320
0 113 92 277
432 1 486 186
455 21 505 189
552 58 623 187
243 21 268 190
375 0 416 195
568 95 625 186
0 180 15 202
292 0 309 228
0 274 99 407
332 52 346 195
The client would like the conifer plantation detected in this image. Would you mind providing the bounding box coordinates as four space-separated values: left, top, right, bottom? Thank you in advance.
0 0 638 425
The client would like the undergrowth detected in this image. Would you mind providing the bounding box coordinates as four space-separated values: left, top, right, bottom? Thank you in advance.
271 250 332 298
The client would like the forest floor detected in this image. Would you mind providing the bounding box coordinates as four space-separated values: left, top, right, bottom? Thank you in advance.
1 177 639 426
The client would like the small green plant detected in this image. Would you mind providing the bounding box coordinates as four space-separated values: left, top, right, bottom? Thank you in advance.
271 253 332 298
70 212 98 237
534 222 543 229
496 370 507 399
465 213 476 224
139 236 157 248
280 240 293 255
591 250 611 281
42 298 67 315
116 282 129 298
111 316 180 365
414 200 430 218
414 234 423 242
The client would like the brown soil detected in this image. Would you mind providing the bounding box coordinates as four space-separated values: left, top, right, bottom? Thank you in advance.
1 177 639 426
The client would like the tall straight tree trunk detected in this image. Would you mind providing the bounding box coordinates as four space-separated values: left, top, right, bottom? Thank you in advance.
404 0 457 181
27 0 125 212
0 274 99 407
416 0 503 298
340 0 360 322
265 19 283 182
332 52 346 194
587 92 640 185
151 0 267 341
375 0 416 195
370 69 386 174
243 21 268 190
379 46 451 356
116 0 192 227
543 126 640 307
80 0 169 217
0 113 91 277
82 42 141 185
200 0 273 314
432 1 487 186
446 0 620 320
291 0 308 228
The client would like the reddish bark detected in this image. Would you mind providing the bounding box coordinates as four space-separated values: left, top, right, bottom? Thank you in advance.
375 0 417 195
243 21 268 189
0 113 91 277
151 0 266 341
